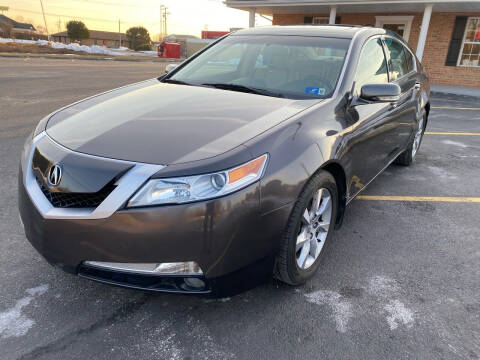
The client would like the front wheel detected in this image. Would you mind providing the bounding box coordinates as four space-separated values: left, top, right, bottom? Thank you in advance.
274 170 338 285
394 115 426 166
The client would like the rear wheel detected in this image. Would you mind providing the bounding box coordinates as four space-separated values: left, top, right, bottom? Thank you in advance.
394 115 426 166
274 170 338 285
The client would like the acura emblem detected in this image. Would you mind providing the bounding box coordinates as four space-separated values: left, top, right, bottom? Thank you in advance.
48 164 62 186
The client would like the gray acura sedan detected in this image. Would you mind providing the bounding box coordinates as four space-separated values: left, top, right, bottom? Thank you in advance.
19 25 429 296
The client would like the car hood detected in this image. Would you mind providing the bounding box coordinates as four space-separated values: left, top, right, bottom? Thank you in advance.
45 79 318 165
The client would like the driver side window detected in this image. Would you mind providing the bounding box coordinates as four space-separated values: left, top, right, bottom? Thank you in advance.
354 38 389 95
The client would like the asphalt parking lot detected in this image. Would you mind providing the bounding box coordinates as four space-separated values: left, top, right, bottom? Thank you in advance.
1 57 479 360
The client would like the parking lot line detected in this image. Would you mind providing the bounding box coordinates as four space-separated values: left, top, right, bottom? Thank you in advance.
356 195 480 203
425 131 480 135
431 106 480 111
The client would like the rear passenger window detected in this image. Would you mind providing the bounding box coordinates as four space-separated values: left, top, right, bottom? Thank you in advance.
354 38 389 94
384 38 412 81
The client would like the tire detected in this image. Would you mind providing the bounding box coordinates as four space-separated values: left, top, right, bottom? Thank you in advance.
394 114 426 166
274 170 338 285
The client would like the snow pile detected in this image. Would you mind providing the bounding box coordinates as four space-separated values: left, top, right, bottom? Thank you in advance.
0 37 158 57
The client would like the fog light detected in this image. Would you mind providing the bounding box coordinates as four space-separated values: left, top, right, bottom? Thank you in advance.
183 277 206 290
83 261 203 275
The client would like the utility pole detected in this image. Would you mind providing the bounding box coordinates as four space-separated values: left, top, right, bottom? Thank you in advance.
159 5 168 40
163 6 168 38
159 5 163 41
118 19 121 47
39 0 49 40
56 18 62 33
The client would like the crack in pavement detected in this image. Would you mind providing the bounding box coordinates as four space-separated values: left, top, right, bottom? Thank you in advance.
16 294 151 360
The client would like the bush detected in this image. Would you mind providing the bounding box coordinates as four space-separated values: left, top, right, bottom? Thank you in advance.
135 44 152 51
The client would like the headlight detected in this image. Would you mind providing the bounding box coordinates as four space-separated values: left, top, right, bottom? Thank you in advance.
127 154 268 207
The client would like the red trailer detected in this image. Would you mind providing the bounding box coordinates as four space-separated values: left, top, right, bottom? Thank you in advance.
158 42 181 59
201 30 229 39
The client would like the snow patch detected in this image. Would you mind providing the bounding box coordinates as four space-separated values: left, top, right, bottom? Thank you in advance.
0 284 49 339
0 37 158 57
184 315 236 359
427 165 458 180
368 276 415 331
144 320 182 360
367 275 399 296
304 290 353 333
384 299 415 330
442 139 468 148
26 284 49 297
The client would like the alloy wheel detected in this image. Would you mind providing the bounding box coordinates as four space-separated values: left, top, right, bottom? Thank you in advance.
296 188 333 270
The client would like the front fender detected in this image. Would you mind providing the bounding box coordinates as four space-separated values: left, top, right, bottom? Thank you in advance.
244 121 325 215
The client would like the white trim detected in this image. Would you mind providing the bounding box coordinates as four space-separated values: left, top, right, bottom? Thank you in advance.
329 6 337 24
416 4 433 61
457 17 480 67
457 18 470 66
375 15 414 42
249 8 256 27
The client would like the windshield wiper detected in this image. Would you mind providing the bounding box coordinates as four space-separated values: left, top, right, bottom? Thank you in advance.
162 78 192 85
201 83 285 98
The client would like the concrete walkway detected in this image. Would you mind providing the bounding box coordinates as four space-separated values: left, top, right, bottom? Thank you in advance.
431 84 480 98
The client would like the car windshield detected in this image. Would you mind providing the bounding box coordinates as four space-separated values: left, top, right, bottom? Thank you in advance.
166 35 350 99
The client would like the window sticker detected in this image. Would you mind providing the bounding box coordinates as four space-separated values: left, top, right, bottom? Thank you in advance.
305 87 326 96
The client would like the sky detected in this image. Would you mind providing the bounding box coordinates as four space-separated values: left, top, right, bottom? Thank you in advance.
3 0 270 39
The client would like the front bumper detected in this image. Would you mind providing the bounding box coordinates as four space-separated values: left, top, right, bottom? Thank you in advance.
19 166 292 296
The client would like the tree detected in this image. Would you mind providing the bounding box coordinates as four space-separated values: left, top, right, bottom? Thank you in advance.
35 25 46 35
126 26 151 51
66 20 89 41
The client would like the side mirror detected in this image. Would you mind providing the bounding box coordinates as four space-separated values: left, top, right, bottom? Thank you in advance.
165 64 178 74
360 83 401 103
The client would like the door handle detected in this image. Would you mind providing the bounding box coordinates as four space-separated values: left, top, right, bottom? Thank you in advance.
414 82 421 90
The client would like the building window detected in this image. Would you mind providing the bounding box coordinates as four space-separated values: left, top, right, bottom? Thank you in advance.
458 17 480 67
313 17 329 25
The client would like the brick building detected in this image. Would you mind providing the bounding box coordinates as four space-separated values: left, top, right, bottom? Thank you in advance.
226 0 480 87
51 30 129 49
0 14 36 37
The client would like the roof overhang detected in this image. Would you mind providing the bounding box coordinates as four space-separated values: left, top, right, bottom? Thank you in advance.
225 0 480 15
12 28 35 32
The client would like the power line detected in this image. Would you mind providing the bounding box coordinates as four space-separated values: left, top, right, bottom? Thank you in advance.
10 7 161 25
15 0 153 9
71 0 159 8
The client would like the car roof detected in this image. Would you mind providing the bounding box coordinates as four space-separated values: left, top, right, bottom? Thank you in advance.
232 25 385 39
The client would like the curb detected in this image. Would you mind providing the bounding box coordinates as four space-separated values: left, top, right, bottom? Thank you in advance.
0 52 182 63
431 91 480 100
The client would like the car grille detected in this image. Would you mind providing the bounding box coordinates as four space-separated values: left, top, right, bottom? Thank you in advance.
35 174 116 208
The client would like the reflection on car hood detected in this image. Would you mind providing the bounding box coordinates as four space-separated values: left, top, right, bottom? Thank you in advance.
46 79 318 165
